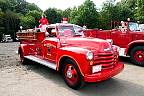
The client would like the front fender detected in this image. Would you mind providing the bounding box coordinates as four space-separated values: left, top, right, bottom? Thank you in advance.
56 47 91 76
126 40 144 55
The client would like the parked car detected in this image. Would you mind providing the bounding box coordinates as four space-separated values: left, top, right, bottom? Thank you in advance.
1 34 13 42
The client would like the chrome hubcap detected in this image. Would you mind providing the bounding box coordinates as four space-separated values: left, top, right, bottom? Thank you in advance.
139 55 142 58
67 70 72 78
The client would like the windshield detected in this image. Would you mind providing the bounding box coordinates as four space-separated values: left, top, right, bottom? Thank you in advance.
129 22 139 31
58 25 83 36
58 26 75 36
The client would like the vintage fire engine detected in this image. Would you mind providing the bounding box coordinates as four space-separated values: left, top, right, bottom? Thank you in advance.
17 23 124 89
84 21 144 66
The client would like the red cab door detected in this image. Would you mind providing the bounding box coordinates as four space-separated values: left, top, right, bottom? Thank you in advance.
111 30 131 48
43 38 58 62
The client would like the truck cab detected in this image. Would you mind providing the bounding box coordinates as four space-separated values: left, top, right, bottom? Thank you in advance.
17 23 124 89
84 21 144 66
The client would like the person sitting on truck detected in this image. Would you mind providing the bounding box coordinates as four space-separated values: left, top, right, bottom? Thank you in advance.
38 15 49 32
121 21 127 31
39 15 49 25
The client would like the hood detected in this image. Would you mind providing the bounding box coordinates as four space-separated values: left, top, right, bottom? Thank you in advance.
60 37 112 52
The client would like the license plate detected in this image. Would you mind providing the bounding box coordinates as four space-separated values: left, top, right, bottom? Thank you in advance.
92 65 102 73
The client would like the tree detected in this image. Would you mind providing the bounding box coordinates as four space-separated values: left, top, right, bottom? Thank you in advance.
20 15 35 29
116 0 136 21
74 0 100 28
15 0 27 14
0 0 44 41
62 8 72 18
44 8 62 24
0 10 5 41
135 0 144 23
69 7 79 24
0 0 9 11
26 10 42 27
100 0 120 29
26 3 42 12
4 10 20 40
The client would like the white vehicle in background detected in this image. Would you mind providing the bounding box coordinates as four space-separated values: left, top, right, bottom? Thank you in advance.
2 34 13 42
139 24 144 32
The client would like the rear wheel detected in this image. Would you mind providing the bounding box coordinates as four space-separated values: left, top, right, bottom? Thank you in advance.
62 59 85 90
130 46 144 66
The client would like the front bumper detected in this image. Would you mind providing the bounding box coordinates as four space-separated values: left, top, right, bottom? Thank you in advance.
84 62 124 82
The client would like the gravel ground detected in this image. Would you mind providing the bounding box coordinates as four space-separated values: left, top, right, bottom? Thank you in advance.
0 42 20 68
0 42 144 96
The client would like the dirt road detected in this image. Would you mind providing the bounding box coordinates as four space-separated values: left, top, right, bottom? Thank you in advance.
0 42 144 96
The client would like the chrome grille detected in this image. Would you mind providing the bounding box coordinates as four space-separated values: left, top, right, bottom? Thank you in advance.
94 52 117 70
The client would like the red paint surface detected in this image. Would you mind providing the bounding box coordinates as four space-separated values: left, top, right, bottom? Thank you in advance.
17 23 124 83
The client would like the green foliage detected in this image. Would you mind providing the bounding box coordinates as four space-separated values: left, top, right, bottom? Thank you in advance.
77 0 99 28
63 0 99 29
44 8 62 24
20 15 35 29
15 0 27 14
0 0 43 41
68 7 79 24
62 8 72 18
1 0 144 41
135 0 144 23
0 0 9 11
0 10 5 40
116 0 136 21
26 10 42 27
4 10 20 39
99 0 137 29
100 0 119 29
27 3 42 12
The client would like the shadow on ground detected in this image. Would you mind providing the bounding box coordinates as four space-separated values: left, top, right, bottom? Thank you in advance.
23 60 144 96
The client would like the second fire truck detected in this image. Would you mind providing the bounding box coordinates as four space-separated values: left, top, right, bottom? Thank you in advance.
84 21 144 66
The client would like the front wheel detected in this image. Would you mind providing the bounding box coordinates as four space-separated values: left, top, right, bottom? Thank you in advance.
130 46 144 66
62 59 85 90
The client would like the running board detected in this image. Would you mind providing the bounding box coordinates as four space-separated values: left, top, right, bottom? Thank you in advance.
24 55 56 70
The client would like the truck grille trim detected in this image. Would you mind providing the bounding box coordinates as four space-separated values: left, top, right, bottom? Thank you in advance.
94 52 116 70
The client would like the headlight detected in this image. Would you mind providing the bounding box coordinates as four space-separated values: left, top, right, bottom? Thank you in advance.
86 51 93 60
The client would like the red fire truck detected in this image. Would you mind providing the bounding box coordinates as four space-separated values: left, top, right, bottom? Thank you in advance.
17 23 124 89
84 21 144 66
